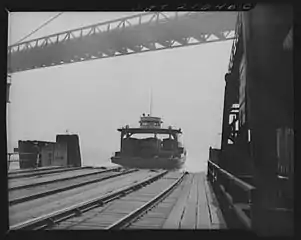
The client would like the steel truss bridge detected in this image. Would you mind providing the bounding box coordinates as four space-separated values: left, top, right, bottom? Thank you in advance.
7 12 237 74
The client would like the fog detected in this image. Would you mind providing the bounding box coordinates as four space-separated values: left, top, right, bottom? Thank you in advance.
7 12 232 172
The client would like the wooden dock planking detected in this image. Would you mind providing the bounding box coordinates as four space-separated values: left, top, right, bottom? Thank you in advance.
138 184 171 192
40 172 227 230
154 202 173 208
204 177 227 229
51 223 75 230
8 168 103 189
82 217 126 227
179 174 198 229
161 172 226 230
108 200 147 208
10 170 158 226
60 175 183 229
58 207 128 229
130 218 165 228
163 173 184 179
81 215 121 227
152 206 173 216
52 217 96 229
9 171 120 201
132 218 166 225
162 174 193 229
92 212 127 217
161 197 178 204
196 173 211 229
74 221 111 227
68 224 107 230
144 212 169 219
129 214 167 228
129 224 162 229
119 196 152 202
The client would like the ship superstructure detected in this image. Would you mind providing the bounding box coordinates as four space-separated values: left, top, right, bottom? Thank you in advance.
111 114 186 169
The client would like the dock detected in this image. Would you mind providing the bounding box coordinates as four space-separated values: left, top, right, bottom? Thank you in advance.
8 167 226 230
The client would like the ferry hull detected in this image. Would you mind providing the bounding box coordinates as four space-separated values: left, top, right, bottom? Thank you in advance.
111 156 186 170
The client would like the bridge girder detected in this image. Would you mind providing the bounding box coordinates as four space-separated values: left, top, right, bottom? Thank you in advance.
7 12 237 73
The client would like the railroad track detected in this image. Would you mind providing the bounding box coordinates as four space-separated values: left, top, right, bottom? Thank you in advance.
105 172 187 230
9 168 138 206
8 166 64 175
8 166 93 179
9 167 122 191
10 170 187 230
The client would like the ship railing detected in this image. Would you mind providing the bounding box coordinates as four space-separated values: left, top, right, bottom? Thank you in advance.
207 160 255 230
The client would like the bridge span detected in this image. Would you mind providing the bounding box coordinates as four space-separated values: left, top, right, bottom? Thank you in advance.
7 12 237 73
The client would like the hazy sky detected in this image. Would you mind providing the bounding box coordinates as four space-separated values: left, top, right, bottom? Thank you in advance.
7 12 233 172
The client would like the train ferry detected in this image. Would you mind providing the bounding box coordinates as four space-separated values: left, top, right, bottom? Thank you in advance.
111 114 187 170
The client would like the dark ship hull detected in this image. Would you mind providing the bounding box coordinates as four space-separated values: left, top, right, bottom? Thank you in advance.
111 155 186 170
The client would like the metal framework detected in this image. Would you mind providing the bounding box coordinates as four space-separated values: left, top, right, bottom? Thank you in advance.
7 12 237 73
228 12 242 72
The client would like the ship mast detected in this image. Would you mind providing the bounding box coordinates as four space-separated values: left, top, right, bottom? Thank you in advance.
150 88 153 116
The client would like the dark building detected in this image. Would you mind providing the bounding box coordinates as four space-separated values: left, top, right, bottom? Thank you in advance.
18 140 54 169
56 134 82 167
17 134 82 169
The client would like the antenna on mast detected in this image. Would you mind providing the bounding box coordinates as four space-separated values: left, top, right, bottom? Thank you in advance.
150 88 153 116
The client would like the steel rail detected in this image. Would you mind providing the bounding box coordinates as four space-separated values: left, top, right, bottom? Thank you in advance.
8 166 92 179
208 160 256 230
10 170 168 230
8 166 90 177
208 160 255 191
9 169 138 206
9 167 121 191
106 171 188 230
8 166 65 175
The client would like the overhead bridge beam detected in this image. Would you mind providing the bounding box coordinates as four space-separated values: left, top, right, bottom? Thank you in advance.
7 12 237 74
